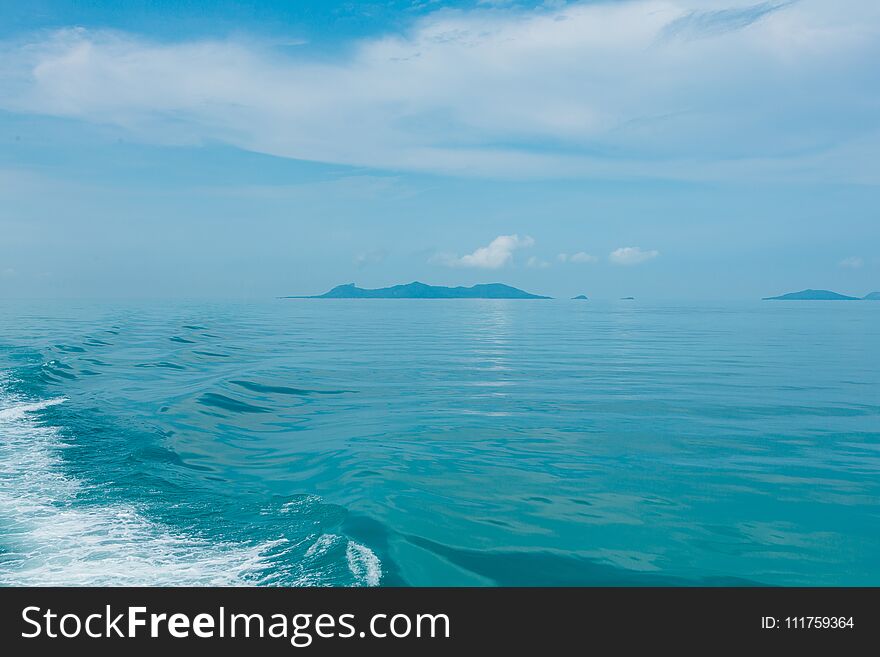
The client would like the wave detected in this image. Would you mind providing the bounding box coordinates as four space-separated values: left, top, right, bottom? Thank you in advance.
0 377 381 587
197 392 269 414
231 380 352 396
135 361 187 370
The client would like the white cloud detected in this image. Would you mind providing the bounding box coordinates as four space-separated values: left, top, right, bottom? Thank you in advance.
609 246 660 265
437 234 534 269
1 1 878 180
354 249 387 268
568 251 599 264
527 256 551 269
563 251 598 264
839 255 864 268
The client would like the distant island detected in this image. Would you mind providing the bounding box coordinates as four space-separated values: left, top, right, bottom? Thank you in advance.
620 297 635 300
572 295 589 300
763 289 860 301
285 282 551 299
864 292 880 300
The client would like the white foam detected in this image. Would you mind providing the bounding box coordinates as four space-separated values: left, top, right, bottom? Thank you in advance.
346 540 382 587
0 397 67 421
0 381 380 587
305 533 341 558
299 534 383 587
279 495 321 514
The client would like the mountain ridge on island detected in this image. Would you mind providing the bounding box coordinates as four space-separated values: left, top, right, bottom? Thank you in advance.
285 281 551 299
763 289 860 301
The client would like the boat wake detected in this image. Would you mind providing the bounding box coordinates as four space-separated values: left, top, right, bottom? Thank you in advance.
0 378 380 587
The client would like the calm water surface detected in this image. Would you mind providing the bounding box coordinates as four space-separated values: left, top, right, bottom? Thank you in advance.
1 300 878 586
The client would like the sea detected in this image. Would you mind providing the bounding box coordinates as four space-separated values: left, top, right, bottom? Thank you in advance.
1 299 878 586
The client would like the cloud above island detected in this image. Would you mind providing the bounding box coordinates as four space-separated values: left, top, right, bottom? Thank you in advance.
839 256 864 269
354 249 388 269
609 246 660 266
1 0 879 181
558 252 598 264
527 256 551 269
434 234 535 269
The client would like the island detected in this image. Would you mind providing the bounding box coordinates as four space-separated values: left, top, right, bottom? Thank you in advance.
572 295 589 300
864 292 880 300
763 289 860 301
285 282 551 299
620 297 635 300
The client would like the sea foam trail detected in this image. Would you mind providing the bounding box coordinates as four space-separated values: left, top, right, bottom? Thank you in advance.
0 382 380 586
346 540 383 587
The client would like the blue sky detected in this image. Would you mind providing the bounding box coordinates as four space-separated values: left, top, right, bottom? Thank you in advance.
1 0 878 299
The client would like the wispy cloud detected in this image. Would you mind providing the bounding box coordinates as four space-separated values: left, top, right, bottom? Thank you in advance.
434 234 534 269
558 252 598 264
839 255 864 269
527 256 551 269
609 246 660 265
1 1 878 180
354 249 387 268
662 1 792 40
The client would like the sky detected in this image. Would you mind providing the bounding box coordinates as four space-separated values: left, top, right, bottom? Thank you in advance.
0 0 878 300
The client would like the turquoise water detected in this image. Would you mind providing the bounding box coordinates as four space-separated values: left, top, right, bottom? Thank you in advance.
1 300 878 586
